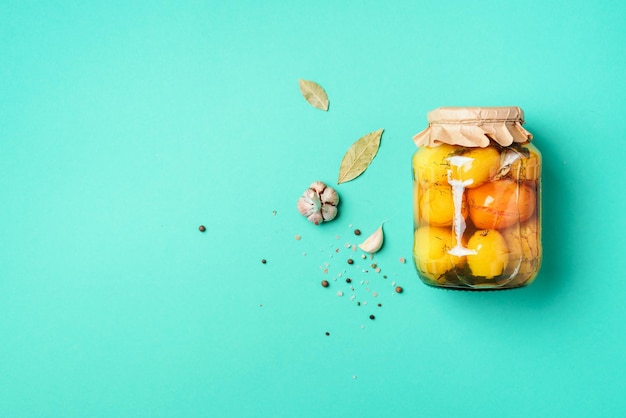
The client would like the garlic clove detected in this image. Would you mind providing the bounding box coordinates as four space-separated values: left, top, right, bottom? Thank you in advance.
321 204 338 222
494 150 521 180
307 212 324 225
320 186 339 206
297 190 321 215
358 224 385 253
309 181 327 195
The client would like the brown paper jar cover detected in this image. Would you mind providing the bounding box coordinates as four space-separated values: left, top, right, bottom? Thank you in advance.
412 106 533 148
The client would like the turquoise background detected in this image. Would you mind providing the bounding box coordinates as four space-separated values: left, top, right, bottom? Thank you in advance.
1 1 625 417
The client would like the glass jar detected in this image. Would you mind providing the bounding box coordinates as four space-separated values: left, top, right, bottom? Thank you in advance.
412 107 541 290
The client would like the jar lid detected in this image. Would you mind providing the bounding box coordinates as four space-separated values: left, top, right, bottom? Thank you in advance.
413 106 533 148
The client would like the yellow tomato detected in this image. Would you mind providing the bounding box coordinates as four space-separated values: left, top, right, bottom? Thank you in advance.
466 229 509 278
447 147 501 188
502 218 541 275
419 185 468 227
413 226 464 280
412 144 456 186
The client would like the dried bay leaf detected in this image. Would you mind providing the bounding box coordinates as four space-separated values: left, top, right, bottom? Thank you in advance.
337 129 384 184
298 79 329 111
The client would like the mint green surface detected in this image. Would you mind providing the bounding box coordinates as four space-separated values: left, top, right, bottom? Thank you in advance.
2 1 625 417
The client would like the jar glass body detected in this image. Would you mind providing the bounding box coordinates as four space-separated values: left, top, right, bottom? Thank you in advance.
412 141 542 290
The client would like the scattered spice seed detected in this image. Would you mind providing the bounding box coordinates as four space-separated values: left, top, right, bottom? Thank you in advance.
346 278 352 283
261 259 267 264
272 210 277 216
399 257 406 264
354 229 361 236
356 302 361 306
295 235 301 240
325 332 330 336
395 286 404 293
371 263 377 268
337 291 343 297
198 225 206 232
377 303 382 307
360 254 366 259
321 280 329 287
347 259 354 265
383 275 388 279
369 315 375 320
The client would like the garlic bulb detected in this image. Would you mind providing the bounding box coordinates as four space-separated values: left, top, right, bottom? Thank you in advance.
296 181 339 225
358 224 384 253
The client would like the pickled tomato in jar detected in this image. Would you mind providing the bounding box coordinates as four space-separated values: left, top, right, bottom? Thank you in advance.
411 107 542 290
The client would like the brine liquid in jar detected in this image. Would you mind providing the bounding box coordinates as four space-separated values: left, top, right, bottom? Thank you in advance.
412 107 541 290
